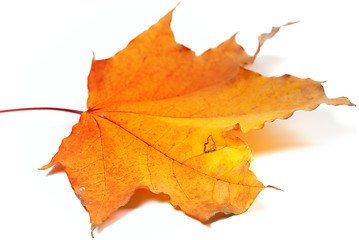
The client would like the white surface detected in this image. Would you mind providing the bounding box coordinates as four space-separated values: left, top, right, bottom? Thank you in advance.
0 0 358 239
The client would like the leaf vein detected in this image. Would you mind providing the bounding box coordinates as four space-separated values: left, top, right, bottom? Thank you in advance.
90 115 108 222
172 160 191 200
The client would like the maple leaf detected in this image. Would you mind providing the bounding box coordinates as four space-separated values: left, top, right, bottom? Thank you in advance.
40 8 353 233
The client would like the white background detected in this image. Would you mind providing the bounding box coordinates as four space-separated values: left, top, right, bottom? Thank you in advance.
0 0 358 239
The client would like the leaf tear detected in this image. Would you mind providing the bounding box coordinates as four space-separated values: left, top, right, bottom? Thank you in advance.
204 135 216 153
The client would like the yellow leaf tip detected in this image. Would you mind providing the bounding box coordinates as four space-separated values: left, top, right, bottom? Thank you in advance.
326 97 356 107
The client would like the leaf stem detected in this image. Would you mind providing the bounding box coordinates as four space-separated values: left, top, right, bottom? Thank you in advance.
0 107 83 115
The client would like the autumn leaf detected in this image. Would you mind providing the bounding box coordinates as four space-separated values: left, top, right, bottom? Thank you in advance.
39 8 353 233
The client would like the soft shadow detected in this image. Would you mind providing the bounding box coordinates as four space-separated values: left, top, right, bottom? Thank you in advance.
246 55 285 76
168 204 234 227
286 109 356 143
246 198 267 214
236 109 355 157
237 122 310 156
201 212 234 226
200 199 267 226
96 188 169 233
46 163 65 176
201 195 268 226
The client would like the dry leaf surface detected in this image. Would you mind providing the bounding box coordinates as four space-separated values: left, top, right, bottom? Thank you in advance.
40 9 353 230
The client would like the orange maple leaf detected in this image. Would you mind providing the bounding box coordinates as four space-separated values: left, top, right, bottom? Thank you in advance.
40 9 353 233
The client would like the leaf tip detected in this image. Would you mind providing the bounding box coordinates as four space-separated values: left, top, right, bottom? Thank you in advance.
174 2 181 9
254 21 299 60
91 49 96 61
91 224 98 238
38 159 59 171
326 97 356 107
164 3 179 19
38 163 52 171
266 185 284 191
